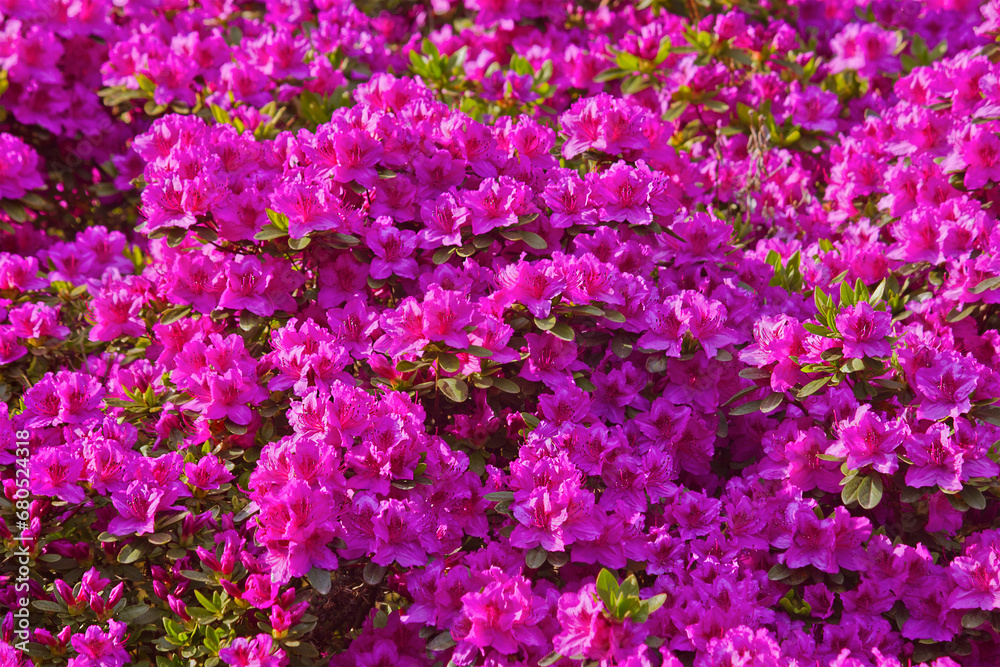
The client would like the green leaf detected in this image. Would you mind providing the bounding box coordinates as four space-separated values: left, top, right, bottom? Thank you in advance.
702 98 729 113
840 357 865 374
180 570 215 584
548 321 575 341
961 486 987 511
437 353 461 374
287 236 311 250
209 104 232 125
32 600 65 613
265 209 289 230
612 333 633 359
802 323 834 337
538 652 563 667
135 73 156 93
534 316 556 331
857 475 883 510
465 345 493 358
432 247 455 264
738 368 772 380
644 593 667 615
620 74 651 95
963 610 988 629
760 392 784 414
438 377 469 403
972 277 1000 294
602 309 626 323
185 607 215 622
485 491 515 502
841 475 864 505
490 377 519 393
306 567 332 595
118 543 147 564
730 399 763 416
767 563 792 581
1 200 28 223
161 305 192 326
840 281 856 307
254 224 288 241
595 569 619 611
947 304 977 323
525 547 547 569
663 100 689 122
363 562 387 586
519 231 548 250
619 574 640 598
118 604 153 623
427 632 457 651
797 376 831 398
594 67 629 82
974 406 1000 427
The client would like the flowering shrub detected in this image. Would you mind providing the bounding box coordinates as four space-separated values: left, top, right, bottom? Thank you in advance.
4 0 1000 666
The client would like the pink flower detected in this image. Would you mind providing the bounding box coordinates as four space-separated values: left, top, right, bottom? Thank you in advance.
454 568 547 657
592 161 653 226
787 85 839 133
68 621 129 667
219 634 288 667
108 481 166 536
366 217 418 280
949 554 1000 611
914 352 979 421
31 447 85 504
942 123 1000 191
829 405 905 474
835 302 891 359
464 177 522 235
904 424 964 492
520 333 585 389
782 504 836 573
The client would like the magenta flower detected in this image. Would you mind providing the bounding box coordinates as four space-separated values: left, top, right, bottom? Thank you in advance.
186 368 268 425
592 161 653 225
941 124 1000 190
31 447 85 504
834 302 891 359
219 634 288 667
108 481 166 536
454 568 547 656
914 352 979 421
782 504 836 573
185 456 234 490
371 498 427 567
637 299 689 356
68 621 129 667
787 85 839 133
422 287 475 349
218 255 273 316
949 555 1000 611
500 262 566 319
366 218 418 280
0 133 45 199
828 405 905 474
0 327 27 364
520 333 585 389
464 177 521 235
269 179 342 239
905 425 964 492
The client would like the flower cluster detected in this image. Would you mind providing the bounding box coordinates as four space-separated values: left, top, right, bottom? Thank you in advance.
3 0 1000 667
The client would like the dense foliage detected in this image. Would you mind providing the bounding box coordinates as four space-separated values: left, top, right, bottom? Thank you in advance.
3 0 1000 665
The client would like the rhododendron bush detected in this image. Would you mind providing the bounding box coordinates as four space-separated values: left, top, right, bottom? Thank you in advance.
5 0 1000 665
